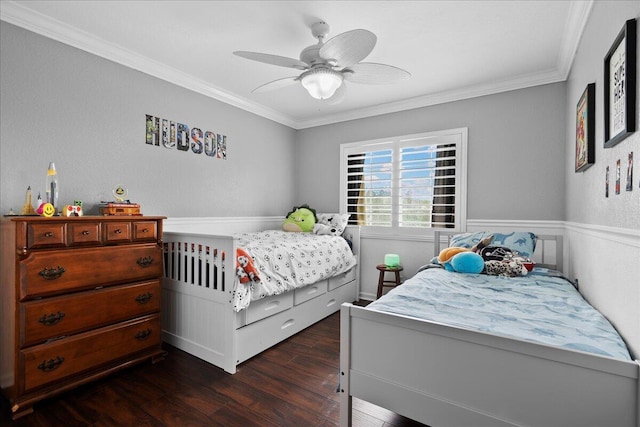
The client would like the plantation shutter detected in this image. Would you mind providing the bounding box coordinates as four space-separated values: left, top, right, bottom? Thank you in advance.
346 147 393 226
345 139 458 229
430 144 457 228
399 143 436 228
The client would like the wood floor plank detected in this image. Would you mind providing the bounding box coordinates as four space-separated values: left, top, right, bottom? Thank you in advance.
0 310 427 427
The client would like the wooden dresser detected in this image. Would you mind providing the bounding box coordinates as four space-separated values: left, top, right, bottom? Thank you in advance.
0 216 166 419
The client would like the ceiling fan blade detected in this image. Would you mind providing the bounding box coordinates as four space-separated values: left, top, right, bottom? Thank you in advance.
319 29 376 67
343 62 411 84
234 51 308 70
325 82 347 105
251 76 299 94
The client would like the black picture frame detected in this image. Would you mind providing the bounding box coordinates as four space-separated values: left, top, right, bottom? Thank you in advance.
604 18 636 148
575 83 595 172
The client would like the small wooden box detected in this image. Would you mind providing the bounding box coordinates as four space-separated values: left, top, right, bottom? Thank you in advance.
100 203 141 216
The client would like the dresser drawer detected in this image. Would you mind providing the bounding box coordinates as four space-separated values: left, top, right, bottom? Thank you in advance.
133 221 157 241
67 221 101 245
103 221 131 243
19 244 163 299
27 223 66 249
21 280 161 347
20 314 161 393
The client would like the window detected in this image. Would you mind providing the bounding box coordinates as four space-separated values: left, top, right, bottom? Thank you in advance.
340 128 467 234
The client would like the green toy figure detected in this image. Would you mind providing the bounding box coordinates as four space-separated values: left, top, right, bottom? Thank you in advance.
283 204 317 232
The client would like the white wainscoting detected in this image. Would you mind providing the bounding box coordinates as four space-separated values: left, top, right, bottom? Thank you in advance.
162 216 638 358
164 216 283 234
564 222 640 359
358 220 565 301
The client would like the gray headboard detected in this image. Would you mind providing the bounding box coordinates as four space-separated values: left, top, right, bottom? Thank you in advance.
433 231 563 271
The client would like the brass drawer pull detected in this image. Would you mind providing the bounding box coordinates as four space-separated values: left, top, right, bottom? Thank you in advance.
82 230 90 235
38 311 66 326
135 292 153 304
136 256 154 267
114 229 122 234
38 266 66 280
44 232 54 238
135 329 152 340
38 356 64 372
142 228 149 233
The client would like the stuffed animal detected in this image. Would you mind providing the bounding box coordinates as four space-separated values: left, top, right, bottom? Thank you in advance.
436 234 494 273
471 235 494 252
314 213 347 236
283 204 317 232
478 244 529 277
483 259 528 277
450 251 485 274
236 248 260 283
313 223 333 235
438 246 470 271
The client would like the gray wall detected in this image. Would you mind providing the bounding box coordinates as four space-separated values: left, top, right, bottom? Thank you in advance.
562 1 639 357
295 83 567 220
1 1 637 357
0 22 297 217
565 1 640 230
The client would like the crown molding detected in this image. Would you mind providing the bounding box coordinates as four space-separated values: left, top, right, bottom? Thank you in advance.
556 0 594 80
295 67 565 129
296 0 595 130
1 0 592 131
0 1 297 128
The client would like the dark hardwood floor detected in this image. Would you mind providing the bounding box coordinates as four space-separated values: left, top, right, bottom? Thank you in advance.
1 309 428 427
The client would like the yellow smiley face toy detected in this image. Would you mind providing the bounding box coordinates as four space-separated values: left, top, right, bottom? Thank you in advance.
38 203 56 217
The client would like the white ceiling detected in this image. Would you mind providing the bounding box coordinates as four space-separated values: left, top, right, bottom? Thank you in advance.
1 1 592 129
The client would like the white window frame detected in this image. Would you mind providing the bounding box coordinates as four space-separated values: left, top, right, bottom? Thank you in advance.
339 127 468 237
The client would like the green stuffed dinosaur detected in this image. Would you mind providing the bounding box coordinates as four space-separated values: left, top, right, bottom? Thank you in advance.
283 204 317 232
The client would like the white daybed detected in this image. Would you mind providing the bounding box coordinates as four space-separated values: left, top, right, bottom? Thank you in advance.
340 231 639 427
161 217 360 374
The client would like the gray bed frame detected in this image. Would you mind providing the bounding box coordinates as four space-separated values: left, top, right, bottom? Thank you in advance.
340 231 639 426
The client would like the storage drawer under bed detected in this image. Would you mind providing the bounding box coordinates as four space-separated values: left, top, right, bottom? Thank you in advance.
328 267 356 290
236 278 358 365
240 269 356 327
293 280 327 305
241 292 294 326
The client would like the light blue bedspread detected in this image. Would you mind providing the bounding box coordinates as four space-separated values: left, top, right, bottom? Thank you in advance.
368 267 631 361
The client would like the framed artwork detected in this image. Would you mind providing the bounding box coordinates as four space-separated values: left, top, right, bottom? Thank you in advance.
627 152 634 192
575 83 595 172
604 18 636 148
615 159 621 195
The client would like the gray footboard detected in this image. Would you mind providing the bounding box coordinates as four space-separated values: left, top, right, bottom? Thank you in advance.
340 303 639 427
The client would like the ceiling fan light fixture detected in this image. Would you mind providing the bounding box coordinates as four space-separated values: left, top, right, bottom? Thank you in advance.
300 67 343 99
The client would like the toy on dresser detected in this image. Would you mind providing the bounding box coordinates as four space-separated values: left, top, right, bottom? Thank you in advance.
100 185 141 216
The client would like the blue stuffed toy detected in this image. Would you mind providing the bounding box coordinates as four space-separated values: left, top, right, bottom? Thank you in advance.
449 251 485 274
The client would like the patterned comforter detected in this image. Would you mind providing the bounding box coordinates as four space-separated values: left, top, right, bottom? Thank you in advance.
232 230 357 311
367 267 631 360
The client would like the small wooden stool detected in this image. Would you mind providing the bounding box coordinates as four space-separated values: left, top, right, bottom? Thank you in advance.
376 264 403 298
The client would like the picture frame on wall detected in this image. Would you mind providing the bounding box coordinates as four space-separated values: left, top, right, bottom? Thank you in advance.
575 83 595 172
627 152 634 192
604 18 636 148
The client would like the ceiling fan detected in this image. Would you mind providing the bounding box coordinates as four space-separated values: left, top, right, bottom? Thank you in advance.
233 21 410 102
